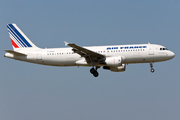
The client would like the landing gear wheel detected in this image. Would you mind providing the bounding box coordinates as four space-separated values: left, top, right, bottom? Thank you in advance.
150 63 155 73
151 68 155 73
90 68 99 77
90 68 96 74
93 71 99 77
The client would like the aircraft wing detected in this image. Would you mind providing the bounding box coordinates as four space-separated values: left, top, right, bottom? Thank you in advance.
64 41 105 62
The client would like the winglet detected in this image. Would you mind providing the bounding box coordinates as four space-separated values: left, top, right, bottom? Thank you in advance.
64 41 69 46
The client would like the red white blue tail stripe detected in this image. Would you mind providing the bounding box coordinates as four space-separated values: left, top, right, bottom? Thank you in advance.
7 24 37 49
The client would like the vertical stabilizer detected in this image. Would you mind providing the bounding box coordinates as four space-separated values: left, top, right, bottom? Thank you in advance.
7 23 39 50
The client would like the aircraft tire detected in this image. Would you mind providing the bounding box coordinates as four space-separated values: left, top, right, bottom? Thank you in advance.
90 68 96 74
151 68 155 73
93 71 99 77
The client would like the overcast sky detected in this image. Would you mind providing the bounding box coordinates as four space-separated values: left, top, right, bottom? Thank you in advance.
0 1 180 120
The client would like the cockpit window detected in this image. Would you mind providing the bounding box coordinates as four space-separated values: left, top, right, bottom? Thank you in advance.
160 48 168 50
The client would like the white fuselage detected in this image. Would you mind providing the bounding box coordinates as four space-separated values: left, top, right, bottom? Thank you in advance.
5 23 175 77
5 44 175 67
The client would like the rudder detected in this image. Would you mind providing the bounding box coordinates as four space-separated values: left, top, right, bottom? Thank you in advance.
7 23 38 50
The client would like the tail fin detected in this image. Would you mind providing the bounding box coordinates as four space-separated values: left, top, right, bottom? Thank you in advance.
7 23 39 50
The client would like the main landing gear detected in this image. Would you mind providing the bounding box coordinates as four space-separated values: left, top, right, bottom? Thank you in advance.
90 67 100 77
150 63 155 73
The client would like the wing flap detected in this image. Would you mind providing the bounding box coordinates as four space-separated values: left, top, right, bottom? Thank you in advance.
64 41 104 59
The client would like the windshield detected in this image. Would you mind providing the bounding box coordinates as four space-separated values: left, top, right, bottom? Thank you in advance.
160 48 168 50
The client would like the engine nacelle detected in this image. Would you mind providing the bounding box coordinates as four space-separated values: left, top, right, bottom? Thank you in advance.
103 64 126 72
105 56 122 66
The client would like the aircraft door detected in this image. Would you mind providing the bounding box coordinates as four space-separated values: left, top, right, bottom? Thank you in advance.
149 45 154 55
36 50 42 61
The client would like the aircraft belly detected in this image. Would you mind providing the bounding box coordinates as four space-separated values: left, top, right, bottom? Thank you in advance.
41 55 79 66
124 52 143 63
123 52 155 63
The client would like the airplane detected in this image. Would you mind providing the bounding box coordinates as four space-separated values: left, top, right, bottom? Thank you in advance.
4 23 175 77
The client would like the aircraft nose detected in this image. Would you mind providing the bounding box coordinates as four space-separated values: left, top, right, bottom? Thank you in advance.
169 51 175 59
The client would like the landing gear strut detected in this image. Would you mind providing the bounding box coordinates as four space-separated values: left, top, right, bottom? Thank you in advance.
150 63 155 73
90 67 100 77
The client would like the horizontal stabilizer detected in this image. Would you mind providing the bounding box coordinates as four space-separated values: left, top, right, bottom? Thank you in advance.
5 50 27 56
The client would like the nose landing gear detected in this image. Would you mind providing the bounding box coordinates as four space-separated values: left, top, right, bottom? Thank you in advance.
150 63 155 73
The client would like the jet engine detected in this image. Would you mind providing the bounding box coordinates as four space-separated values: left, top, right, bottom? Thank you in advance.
103 64 126 72
105 56 122 66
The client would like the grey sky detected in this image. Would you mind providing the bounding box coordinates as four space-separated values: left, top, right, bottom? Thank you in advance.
0 1 180 120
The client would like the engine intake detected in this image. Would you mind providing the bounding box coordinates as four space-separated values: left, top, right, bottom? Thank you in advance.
105 56 122 66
